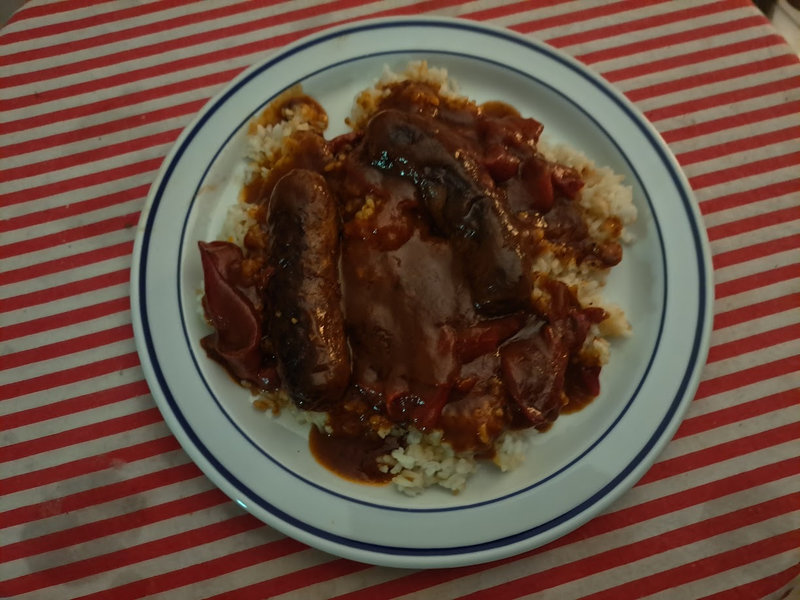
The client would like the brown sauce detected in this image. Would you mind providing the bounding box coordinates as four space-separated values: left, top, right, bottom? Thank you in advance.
200 81 623 484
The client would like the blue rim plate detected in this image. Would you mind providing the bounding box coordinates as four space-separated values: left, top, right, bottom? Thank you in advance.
130 17 713 568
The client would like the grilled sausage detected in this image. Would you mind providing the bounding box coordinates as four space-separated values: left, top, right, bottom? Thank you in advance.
265 169 350 410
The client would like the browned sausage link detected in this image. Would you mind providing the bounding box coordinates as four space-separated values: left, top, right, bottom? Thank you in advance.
265 169 350 410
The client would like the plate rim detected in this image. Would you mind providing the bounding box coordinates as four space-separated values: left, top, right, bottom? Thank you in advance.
130 15 714 568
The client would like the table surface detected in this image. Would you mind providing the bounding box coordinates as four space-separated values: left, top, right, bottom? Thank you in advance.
2 1 799 598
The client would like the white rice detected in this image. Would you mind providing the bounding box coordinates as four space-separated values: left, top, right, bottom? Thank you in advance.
212 61 636 495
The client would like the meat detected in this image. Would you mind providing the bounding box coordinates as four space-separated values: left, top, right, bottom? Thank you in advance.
264 169 350 410
198 241 262 383
363 109 531 315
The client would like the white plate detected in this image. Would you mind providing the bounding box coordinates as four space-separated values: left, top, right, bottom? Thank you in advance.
131 17 713 568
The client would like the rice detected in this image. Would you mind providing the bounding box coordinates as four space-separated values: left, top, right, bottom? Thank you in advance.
211 61 636 495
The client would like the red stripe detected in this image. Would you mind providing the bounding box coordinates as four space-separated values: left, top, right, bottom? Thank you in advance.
512 0 670 36
604 35 785 84
639 422 799 486
0 461 201 529
0 240 133 286
1 407 162 463
207 559 370 600
627 54 800 103
1 68 235 135
4 101 203 159
2 0 118 29
2 514 261 596
1 296 130 341
715 264 799 299
699 564 800 600
712 233 800 270
71 537 307 600
677 126 799 167
662 100 799 144
582 526 800 600
3 129 178 183
1 323 133 371
707 206 800 242
2 213 140 258
714 293 800 330
463 0 570 21
0 379 149 430
646 76 799 123
460 499 798 600
0 158 162 207
0 0 481 114
707 323 800 364
0 268 129 313
0 351 141 401
1 434 179 495
0 185 148 233
700 179 799 216
690 151 800 190
0 0 347 89
675 389 799 440
2 486 226 564
543 0 737 47
0 2 360 111
575 15 766 65
332 473 798 600
1 0 267 60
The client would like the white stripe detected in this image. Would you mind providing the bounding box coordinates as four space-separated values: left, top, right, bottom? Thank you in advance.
633 66 796 114
1 171 157 221
710 307 799 346
1 445 189 537
2 502 261 584
1 389 151 467
2 114 188 172
715 277 798 314
694 165 798 205
2 226 136 277
587 18 773 78
148 547 342 600
703 189 798 230
653 407 798 470
558 1 747 57
18 525 279 598
0 283 131 338
0 365 143 417
613 42 791 96
682 140 799 181
1 467 211 545
3 309 132 356
3 338 137 388
1 0 252 60
0 254 131 304
668 113 799 158
0 0 129 41
647 548 798 600
700 337 799 381
688 371 800 419
655 89 800 137
713 247 798 285
1 198 145 247
710 219 800 257
2 139 173 195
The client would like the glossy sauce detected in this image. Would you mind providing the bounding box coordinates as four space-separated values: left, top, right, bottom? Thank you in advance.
200 82 622 484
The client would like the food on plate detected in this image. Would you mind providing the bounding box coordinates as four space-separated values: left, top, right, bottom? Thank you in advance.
198 62 636 494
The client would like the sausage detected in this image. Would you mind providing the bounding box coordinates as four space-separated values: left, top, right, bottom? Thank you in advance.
265 169 350 410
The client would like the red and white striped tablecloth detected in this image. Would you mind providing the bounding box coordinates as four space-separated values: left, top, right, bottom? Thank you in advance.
2 1 799 598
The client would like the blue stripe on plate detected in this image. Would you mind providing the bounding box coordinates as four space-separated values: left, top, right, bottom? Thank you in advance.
137 18 706 557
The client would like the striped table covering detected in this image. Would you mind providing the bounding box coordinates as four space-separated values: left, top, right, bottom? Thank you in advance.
2 1 799 598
